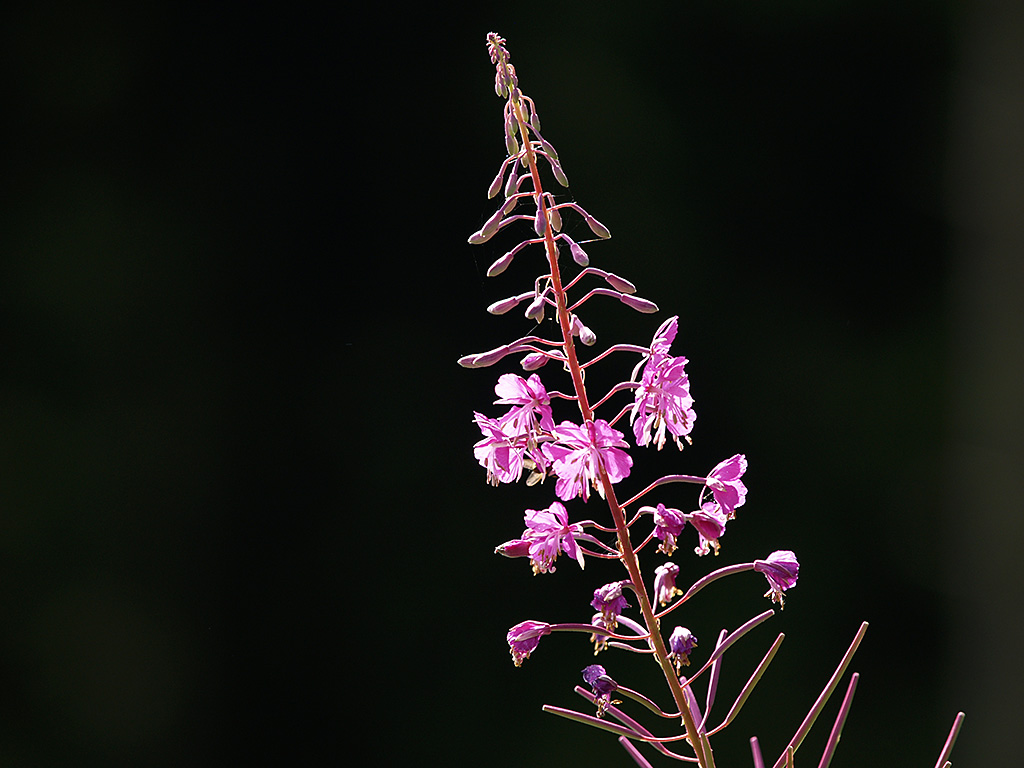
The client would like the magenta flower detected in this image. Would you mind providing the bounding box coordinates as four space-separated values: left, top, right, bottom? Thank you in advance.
645 503 687 556
648 315 679 357
494 372 555 435
754 550 799 609
631 316 696 450
591 580 631 627
654 562 681 607
522 501 584 574
668 626 698 671
704 453 748 517
542 419 632 502
688 503 728 556
507 620 552 666
473 412 525 486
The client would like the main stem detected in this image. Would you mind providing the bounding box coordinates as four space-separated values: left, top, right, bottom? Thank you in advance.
509 97 712 768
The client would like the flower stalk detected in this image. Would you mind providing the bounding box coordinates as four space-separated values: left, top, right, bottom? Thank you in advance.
463 32 961 768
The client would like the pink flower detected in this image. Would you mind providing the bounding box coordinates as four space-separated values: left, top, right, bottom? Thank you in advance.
688 503 728 556
754 550 799 609
631 316 696 450
646 503 686 556
591 581 631 628
494 373 555 435
668 626 698 671
654 562 681 606
472 412 525 485
522 501 584 574
542 419 632 502
704 454 748 517
507 620 552 666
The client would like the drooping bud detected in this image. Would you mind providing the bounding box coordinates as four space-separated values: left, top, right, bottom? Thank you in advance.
479 206 505 240
533 199 547 236
521 352 549 371
547 200 562 232
585 214 611 239
458 344 511 368
495 538 532 558
487 251 515 277
504 172 522 199
487 166 506 199
487 294 528 314
525 294 546 323
550 159 569 187
603 272 636 294
619 294 659 313
560 234 589 266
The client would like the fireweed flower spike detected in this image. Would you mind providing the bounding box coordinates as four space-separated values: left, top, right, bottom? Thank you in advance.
465 32 961 768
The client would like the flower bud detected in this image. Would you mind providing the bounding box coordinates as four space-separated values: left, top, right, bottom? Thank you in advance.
585 214 611 239
487 294 525 314
487 167 506 199
603 272 636 294
548 204 562 232
549 159 569 187
562 235 589 266
521 352 548 370
495 538 531 558
525 294 546 323
486 251 515 277
504 172 520 199
619 294 659 313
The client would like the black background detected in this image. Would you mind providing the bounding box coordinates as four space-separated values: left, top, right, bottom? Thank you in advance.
2 2 1021 766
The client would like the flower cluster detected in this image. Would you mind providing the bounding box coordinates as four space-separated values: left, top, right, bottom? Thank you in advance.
462 31 962 768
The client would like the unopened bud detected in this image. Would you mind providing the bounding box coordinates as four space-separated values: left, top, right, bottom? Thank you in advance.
487 295 524 314
487 251 515 277
567 238 589 266
480 207 504 239
504 173 521 199
496 539 532 558
487 167 505 199
525 294 546 323
586 215 612 239
619 294 659 313
521 352 549 370
604 272 636 294
548 204 562 232
550 160 569 187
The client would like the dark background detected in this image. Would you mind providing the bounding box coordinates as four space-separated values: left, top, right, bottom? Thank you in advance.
2 1 1021 766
